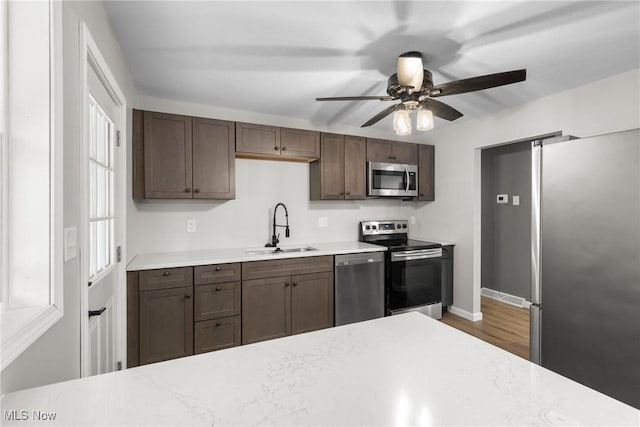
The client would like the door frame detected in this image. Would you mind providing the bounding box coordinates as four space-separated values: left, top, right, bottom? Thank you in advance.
79 22 127 376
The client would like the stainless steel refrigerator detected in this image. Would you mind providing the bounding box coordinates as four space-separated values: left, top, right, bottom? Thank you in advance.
530 129 640 409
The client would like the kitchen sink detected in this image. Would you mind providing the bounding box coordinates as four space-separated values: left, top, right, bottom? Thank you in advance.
246 246 318 255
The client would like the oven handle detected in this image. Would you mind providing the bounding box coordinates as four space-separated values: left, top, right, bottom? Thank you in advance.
391 249 442 262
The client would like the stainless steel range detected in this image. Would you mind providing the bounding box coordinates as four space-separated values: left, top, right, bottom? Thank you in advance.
359 220 443 319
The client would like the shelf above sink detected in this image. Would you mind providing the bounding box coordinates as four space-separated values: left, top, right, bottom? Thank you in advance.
246 246 318 255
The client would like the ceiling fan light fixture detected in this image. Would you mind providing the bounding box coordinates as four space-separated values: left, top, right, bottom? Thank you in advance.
393 110 412 136
416 109 434 131
397 51 423 93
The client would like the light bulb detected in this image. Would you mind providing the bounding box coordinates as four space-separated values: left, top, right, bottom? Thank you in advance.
394 110 412 136
416 109 434 131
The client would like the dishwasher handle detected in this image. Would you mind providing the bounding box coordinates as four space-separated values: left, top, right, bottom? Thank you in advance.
336 257 384 267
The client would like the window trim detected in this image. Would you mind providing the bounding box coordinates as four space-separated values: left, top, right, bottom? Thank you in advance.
1 0 64 370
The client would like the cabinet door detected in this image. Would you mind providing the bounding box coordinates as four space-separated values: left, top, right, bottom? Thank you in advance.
291 271 334 335
319 133 345 199
236 122 281 156
281 128 320 158
242 276 291 344
366 138 393 162
192 117 235 199
194 315 241 354
392 141 418 164
344 136 366 199
139 287 193 365
143 111 193 198
418 144 435 201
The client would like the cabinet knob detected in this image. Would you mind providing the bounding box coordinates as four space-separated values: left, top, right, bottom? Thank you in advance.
420 193 425 197
163 271 170 277
339 192 344 196
346 191 351 196
292 282 298 287
215 286 222 291
215 266 221 271
285 282 290 287
281 146 287 152
184 188 191 193
216 321 222 327
194 189 200 194
274 146 280 151
184 293 191 299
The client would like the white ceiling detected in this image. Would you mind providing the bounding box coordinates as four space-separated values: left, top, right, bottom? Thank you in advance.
104 1 640 138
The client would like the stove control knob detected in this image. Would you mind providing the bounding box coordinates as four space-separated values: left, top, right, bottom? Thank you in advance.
396 224 401 229
372 225 377 230
402 224 407 229
365 225 371 230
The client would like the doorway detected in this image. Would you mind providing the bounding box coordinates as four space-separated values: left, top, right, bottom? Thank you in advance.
80 24 127 376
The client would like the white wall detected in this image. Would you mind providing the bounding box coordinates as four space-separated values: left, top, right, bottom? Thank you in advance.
1 1 137 394
418 68 640 318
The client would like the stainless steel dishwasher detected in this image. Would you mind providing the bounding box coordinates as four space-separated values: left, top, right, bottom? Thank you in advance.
334 252 385 326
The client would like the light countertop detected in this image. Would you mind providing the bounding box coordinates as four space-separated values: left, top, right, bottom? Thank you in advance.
2 313 638 426
127 241 386 271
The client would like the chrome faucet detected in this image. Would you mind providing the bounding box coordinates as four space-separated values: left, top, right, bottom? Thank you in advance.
266 202 290 248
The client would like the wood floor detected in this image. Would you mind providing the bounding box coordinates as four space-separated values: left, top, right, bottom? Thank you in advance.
441 296 530 360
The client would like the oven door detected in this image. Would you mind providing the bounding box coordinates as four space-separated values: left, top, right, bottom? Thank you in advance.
388 248 442 314
368 162 418 197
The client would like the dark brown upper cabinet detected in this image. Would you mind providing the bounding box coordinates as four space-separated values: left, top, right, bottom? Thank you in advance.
366 138 418 164
418 144 435 201
235 122 319 162
132 109 235 200
309 133 366 200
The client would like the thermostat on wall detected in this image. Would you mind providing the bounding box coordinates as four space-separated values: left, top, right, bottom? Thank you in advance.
497 194 509 204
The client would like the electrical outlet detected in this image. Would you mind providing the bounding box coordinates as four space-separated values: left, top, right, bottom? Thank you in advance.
186 219 197 233
410 216 416 225
513 195 520 206
318 217 328 228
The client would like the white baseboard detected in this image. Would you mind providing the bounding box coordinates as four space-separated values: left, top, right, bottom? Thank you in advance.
448 305 483 322
481 287 531 309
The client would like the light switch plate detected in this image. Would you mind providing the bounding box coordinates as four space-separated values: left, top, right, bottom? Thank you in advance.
318 217 328 228
410 216 416 225
497 194 509 204
64 227 78 262
512 195 520 206
186 219 196 233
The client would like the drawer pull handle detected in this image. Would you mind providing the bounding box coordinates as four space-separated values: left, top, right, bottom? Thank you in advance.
215 267 221 271
215 286 222 291
185 293 191 299
88 307 106 318
163 271 170 277
216 321 222 327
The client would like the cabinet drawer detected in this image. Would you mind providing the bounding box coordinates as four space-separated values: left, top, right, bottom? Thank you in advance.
194 315 241 354
194 263 241 285
242 255 333 280
194 281 241 321
139 267 193 291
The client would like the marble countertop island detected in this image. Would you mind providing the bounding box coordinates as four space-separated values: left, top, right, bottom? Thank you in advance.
2 313 638 426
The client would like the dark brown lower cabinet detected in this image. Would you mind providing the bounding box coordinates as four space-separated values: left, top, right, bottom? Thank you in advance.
242 271 334 344
194 315 241 354
139 286 194 365
242 276 291 345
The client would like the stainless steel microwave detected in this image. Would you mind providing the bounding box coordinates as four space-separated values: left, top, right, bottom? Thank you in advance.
367 162 418 197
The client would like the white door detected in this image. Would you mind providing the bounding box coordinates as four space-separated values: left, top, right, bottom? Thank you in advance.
82 62 121 376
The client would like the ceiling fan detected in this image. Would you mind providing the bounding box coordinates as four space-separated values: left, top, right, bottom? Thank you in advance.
316 51 526 134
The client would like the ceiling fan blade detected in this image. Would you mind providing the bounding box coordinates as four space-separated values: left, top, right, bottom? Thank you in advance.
429 69 526 97
316 96 394 101
361 104 402 127
421 99 463 121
